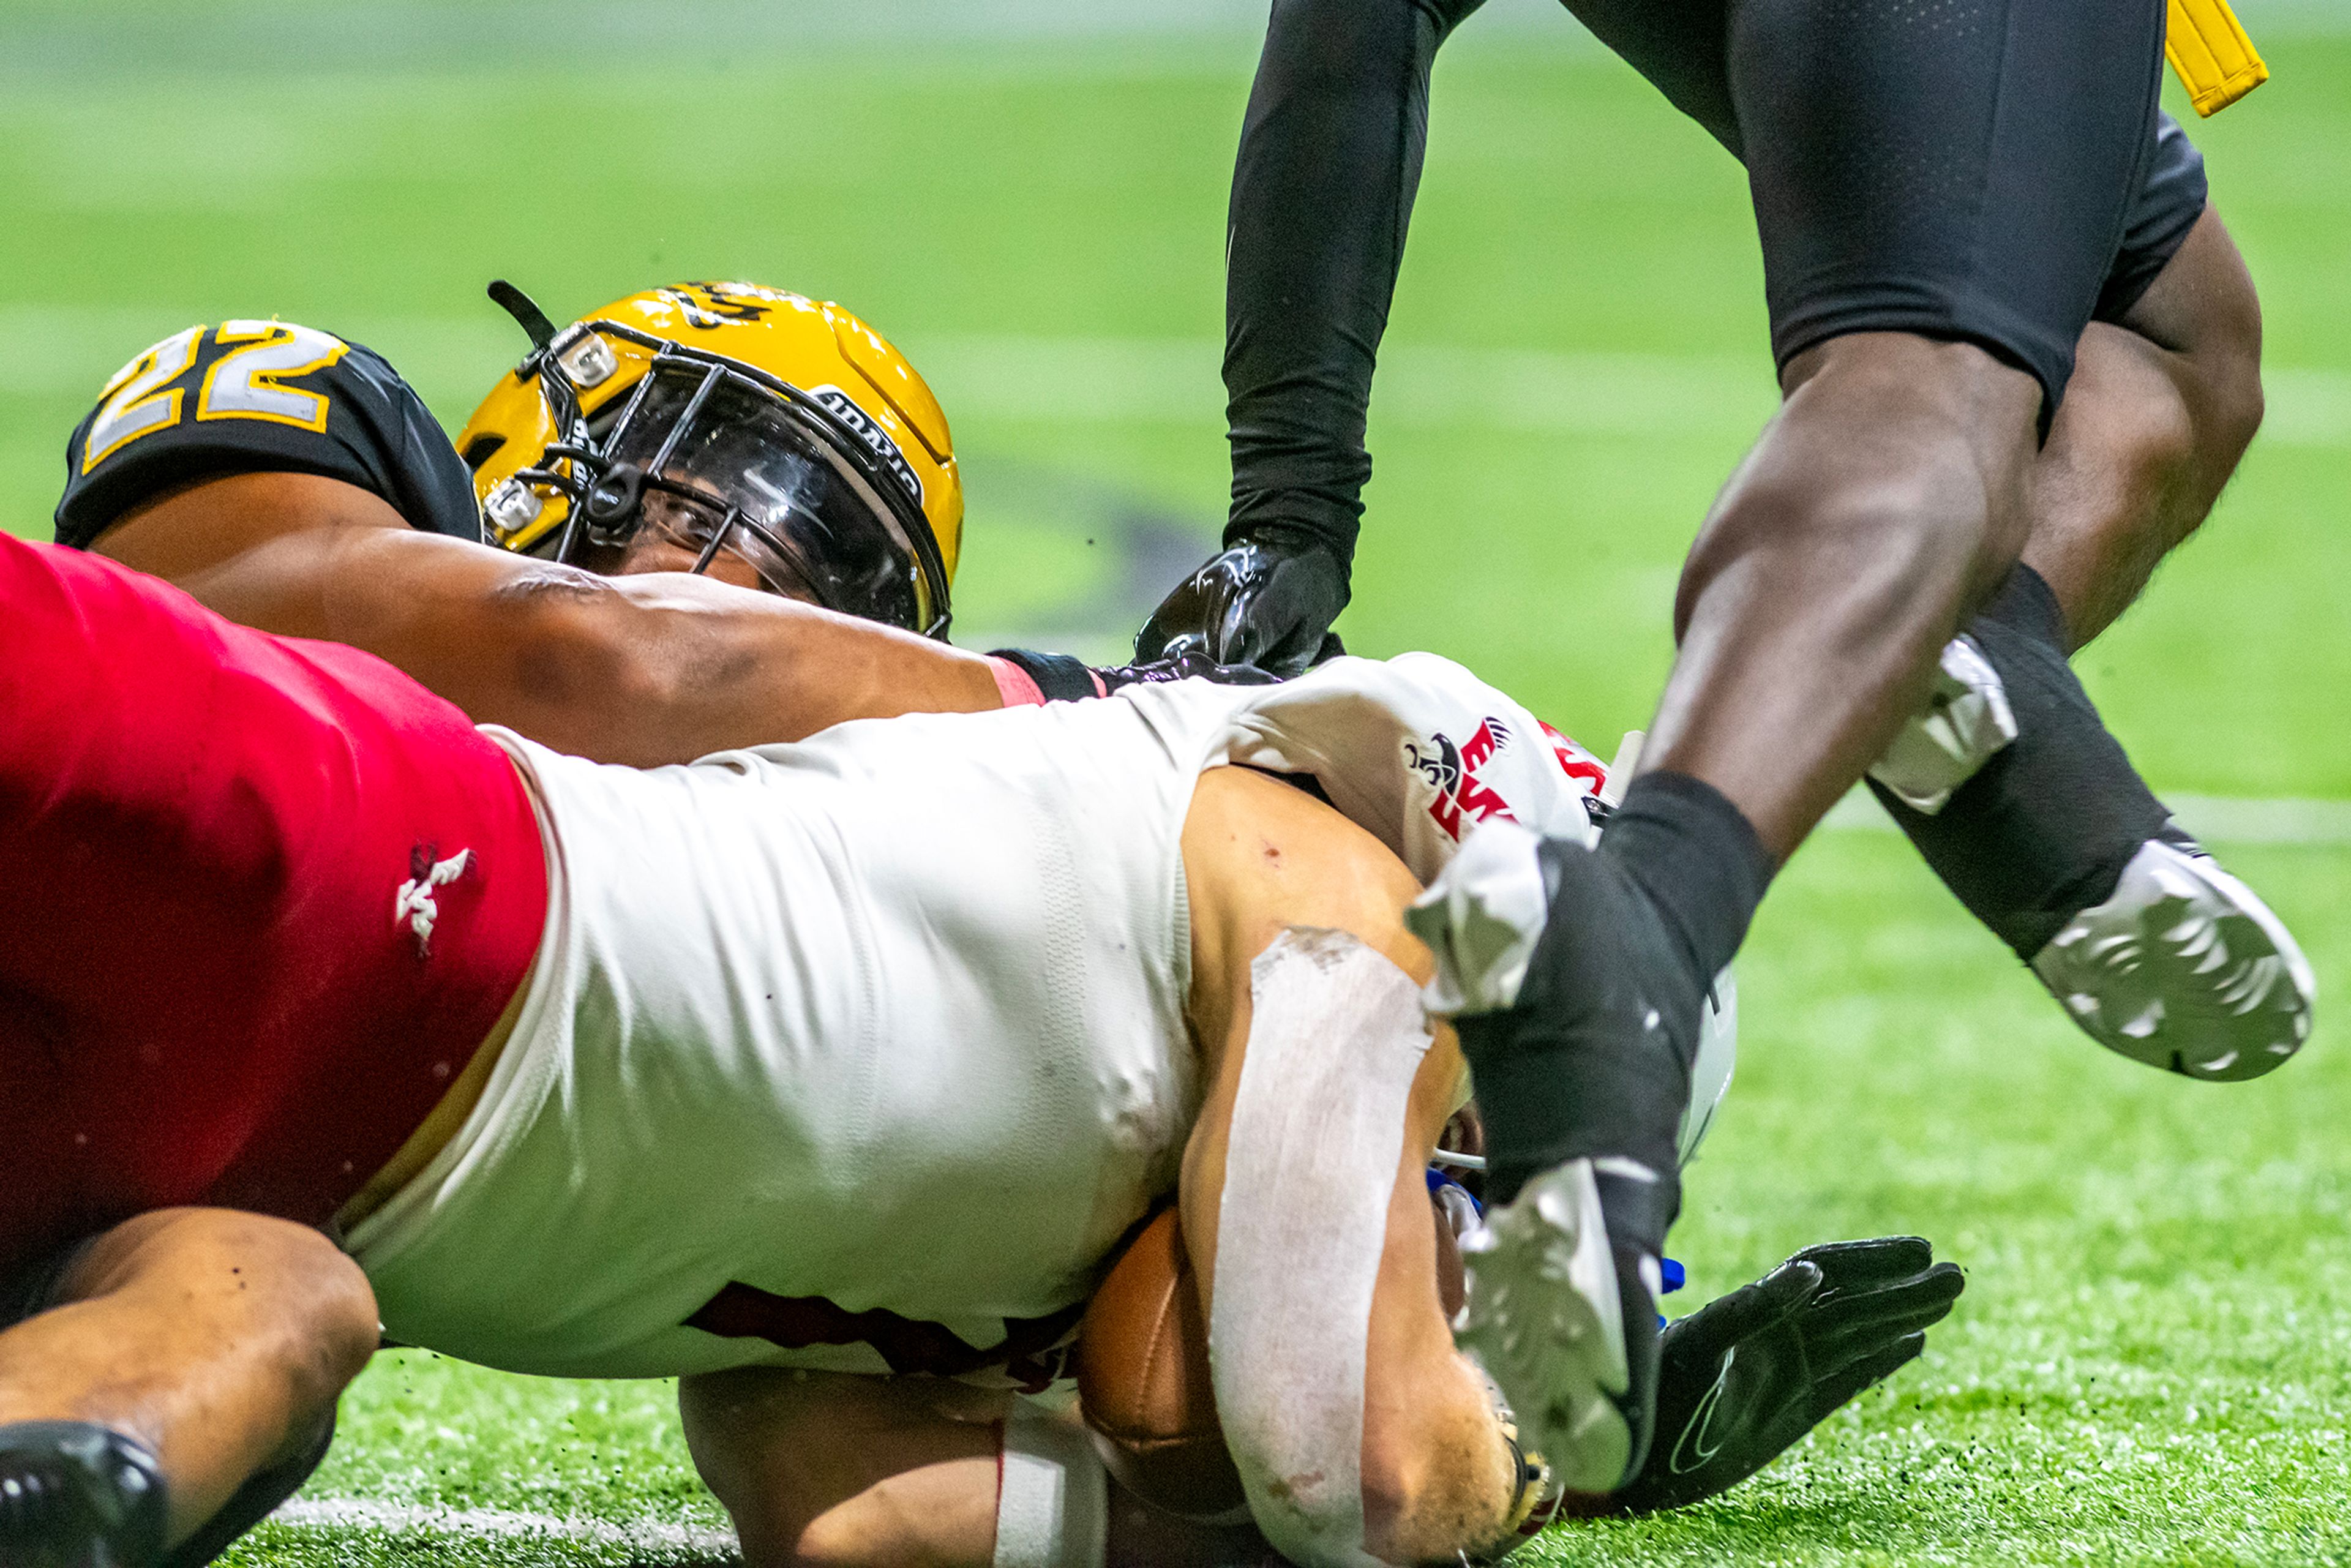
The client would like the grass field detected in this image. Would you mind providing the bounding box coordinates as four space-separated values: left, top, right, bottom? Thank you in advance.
2 3 2347 1562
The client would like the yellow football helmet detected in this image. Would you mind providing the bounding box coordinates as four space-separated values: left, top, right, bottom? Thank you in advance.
460 280 962 637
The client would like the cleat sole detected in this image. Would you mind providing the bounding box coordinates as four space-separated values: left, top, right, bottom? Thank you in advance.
2032 839 2315 1079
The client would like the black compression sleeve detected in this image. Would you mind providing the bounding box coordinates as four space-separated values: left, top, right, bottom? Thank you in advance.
1223 0 1488 563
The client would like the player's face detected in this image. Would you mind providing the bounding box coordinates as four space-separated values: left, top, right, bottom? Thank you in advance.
592 487 825 605
603 532 817 601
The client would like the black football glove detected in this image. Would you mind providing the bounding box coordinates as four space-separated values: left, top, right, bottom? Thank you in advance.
1097 651 1284 691
990 648 1283 702
1605 1236 1963 1514
1133 535 1349 678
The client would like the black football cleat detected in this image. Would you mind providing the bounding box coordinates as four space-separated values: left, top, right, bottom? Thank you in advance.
2030 827 2314 1080
0 1420 169 1568
1412 825 1703 1491
1870 580 2315 1083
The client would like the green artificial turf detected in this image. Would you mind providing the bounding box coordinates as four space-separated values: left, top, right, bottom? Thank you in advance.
1 5 2345 1562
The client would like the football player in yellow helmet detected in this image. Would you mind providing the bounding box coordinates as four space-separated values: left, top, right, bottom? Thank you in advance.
462 280 962 638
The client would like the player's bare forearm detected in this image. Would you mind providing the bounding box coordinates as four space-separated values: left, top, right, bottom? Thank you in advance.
265 530 1002 764
95 472 1004 765
1177 768 1517 1565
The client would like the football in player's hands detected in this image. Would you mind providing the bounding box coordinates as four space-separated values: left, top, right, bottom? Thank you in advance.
1077 1209 1239 1519
1075 1197 1467 1520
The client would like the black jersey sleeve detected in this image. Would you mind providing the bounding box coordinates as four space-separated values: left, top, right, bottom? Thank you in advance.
1222 0 1487 565
55 320 481 550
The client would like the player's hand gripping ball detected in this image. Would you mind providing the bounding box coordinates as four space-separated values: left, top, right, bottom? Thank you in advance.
1076 1195 1468 1518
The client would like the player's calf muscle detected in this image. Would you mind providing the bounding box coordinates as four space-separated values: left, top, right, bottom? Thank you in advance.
0 1209 375 1541
680 1370 1005 1568
2025 211 2264 648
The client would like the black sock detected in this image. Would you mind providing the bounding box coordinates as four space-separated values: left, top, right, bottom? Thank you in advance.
1597 771 1777 996
1458 775 1768 1223
1869 563 2171 960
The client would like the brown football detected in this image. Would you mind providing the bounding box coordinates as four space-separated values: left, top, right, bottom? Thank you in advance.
1076 1207 1242 1518
1076 1196 1468 1519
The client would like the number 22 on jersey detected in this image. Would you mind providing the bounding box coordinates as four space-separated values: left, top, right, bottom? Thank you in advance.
83 321 351 473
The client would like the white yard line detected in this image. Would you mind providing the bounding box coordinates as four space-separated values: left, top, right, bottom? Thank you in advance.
1821 789 2351 846
7 314 2349 449
271 1497 740 1558
922 338 2351 448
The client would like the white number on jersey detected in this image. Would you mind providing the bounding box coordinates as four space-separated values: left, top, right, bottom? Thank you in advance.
80 321 353 475
197 321 350 430
81 326 203 473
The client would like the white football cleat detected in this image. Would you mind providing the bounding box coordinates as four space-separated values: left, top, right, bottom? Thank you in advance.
2033 836 2315 1080
1456 1158 1640 1495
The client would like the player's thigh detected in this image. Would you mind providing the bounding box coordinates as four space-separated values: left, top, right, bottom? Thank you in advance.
1555 0 1739 153
678 1368 1007 1566
2100 116 2215 336
1725 0 2169 418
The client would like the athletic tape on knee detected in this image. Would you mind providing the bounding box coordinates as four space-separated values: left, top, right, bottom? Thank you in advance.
1211 928 1431 1568
994 1402 1108 1568
1869 635 2017 814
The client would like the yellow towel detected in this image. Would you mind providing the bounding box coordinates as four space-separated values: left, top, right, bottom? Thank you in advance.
2167 0 2270 116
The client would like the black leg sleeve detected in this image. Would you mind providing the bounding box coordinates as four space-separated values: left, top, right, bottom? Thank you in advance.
1223 0 1487 562
1867 565 2171 960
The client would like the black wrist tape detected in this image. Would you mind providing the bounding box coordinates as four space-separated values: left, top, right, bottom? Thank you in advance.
988 648 1103 703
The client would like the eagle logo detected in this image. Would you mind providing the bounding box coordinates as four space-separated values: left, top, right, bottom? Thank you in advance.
1406 718 1519 842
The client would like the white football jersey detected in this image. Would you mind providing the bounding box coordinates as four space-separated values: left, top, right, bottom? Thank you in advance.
345 656 1614 1382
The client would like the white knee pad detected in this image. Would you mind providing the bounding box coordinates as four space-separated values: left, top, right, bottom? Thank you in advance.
994 1402 1108 1568
1209 928 1432 1568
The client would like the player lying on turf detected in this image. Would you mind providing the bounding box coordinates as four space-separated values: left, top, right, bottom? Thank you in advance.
1 286 1965 1567
0 527 1964 1568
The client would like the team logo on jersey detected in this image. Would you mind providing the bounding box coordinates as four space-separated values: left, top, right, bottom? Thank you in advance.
1538 720 1609 798
1406 718 1520 842
811 385 923 505
394 843 475 958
